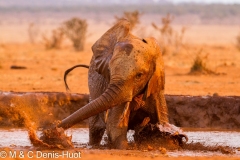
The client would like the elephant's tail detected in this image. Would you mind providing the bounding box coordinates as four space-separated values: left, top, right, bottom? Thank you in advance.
64 64 89 91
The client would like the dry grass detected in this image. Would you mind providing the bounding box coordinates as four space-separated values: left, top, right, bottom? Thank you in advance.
189 49 216 75
42 28 64 49
62 17 88 51
115 10 141 30
236 32 240 51
28 23 39 44
152 14 186 55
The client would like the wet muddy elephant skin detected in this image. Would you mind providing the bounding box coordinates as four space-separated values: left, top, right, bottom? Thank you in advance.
59 19 169 149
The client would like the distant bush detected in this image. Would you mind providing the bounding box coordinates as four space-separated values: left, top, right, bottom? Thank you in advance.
42 27 64 49
152 14 186 55
28 23 39 44
236 32 240 51
115 10 141 30
62 18 87 51
189 49 215 75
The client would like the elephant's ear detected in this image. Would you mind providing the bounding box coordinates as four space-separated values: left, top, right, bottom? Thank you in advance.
144 41 165 99
92 19 130 79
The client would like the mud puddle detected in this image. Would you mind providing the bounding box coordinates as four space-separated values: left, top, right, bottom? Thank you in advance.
0 128 239 157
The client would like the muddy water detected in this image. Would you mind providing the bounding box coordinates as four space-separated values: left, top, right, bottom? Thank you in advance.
186 130 240 148
0 128 239 157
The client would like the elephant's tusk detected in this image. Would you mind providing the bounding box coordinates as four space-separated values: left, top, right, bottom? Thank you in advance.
118 102 131 128
133 94 145 110
105 110 109 123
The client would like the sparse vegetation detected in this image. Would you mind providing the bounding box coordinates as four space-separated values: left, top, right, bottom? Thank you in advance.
189 49 216 75
152 14 186 55
62 18 88 51
28 23 39 44
0 52 2 69
42 28 64 49
236 32 240 51
115 10 141 30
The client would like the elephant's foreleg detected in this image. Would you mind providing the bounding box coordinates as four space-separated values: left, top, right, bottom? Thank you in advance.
89 113 106 146
142 91 169 125
157 90 169 124
88 66 108 146
106 103 129 149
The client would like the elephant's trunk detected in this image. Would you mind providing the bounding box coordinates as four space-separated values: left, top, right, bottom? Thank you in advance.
58 84 130 129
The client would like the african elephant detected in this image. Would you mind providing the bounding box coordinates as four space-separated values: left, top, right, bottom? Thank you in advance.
58 19 173 149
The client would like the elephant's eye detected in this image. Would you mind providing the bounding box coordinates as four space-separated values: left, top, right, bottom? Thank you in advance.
136 73 143 79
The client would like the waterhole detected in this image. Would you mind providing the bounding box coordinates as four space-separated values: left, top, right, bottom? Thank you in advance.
0 128 239 157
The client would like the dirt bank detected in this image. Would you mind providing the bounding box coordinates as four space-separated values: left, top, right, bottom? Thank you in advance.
0 92 239 129
166 95 240 129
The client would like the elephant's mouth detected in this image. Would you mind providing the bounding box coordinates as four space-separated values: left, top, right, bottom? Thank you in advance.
117 88 147 127
132 94 145 110
130 81 149 110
